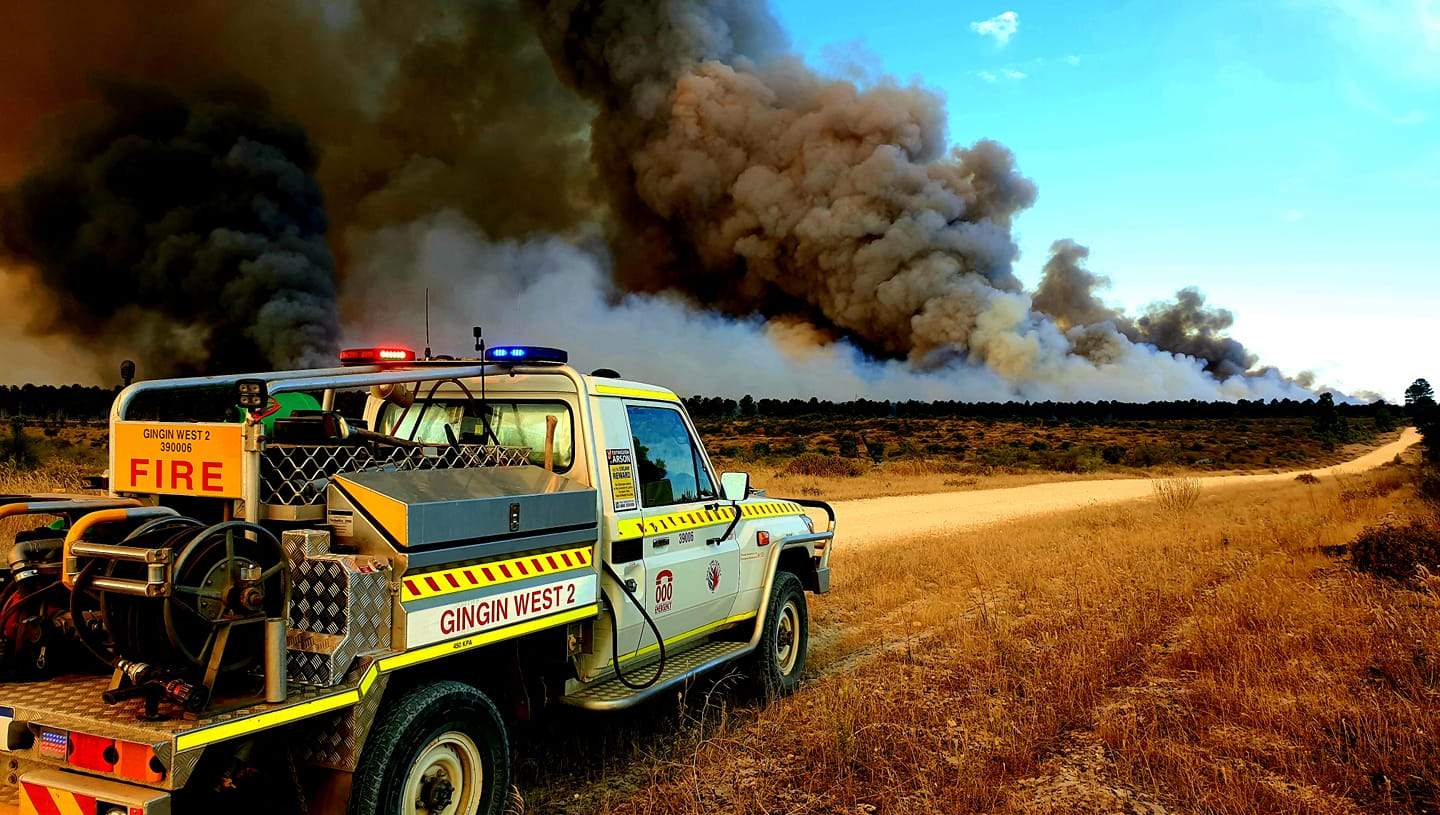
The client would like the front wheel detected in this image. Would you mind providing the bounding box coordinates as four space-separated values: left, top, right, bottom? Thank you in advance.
349 681 509 815
748 570 809 698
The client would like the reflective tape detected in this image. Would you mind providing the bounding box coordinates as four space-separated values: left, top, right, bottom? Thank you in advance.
615 500 805 538
400 546 594 602
20 782 96 815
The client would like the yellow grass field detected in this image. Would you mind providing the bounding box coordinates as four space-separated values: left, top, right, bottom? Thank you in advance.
522 456 1438 814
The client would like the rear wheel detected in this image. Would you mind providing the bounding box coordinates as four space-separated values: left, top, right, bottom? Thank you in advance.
349 681 509 815
748 570 808 698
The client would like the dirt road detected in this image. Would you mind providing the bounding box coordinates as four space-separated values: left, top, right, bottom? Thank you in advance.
829 428 1421 550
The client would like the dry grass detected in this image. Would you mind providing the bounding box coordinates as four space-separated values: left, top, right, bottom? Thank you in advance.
1151 475 1202 513
0 460 95 540
553 465 1438 815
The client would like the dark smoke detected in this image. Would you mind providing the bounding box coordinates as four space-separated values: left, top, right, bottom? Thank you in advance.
0 0 1309 399
0 83 337 373
1033 239 1258 378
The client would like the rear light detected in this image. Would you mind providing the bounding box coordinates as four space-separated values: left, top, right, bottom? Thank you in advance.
340 346 417 365
115 741 165 784
68 731 116 773
756 531 770 547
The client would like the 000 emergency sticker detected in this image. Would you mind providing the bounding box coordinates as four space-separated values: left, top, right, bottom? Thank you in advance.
406 574 597 648
607 448 637 511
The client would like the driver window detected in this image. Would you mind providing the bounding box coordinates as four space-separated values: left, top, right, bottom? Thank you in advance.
626 405 717 508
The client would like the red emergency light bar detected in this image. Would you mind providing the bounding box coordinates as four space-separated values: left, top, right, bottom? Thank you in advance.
339 346 417 366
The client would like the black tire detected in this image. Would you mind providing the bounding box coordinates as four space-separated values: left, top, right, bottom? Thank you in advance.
748 570 809 698
348 681 510 815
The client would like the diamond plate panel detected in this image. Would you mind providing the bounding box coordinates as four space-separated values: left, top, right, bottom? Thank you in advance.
280 530 392 687
295 668 390 771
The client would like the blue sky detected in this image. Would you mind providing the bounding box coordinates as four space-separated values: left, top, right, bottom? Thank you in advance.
772 0 1439 401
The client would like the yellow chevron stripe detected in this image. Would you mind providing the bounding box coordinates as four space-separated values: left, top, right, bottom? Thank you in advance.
53 792 85 815
401 545 594 602
615 500 804 537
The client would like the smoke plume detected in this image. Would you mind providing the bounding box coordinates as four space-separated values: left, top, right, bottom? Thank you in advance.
1033 239 1258 378
513 0 1303 397
0 0 596 374
0 0 1317 400
1 83 336 372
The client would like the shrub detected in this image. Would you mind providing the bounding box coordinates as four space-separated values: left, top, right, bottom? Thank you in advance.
837 435 859 458
1040 448 1102 473
781 453 868 478
1101 445 1126 465
1125 443 1172 468
1420 467 1440 505
866 439 886 464
1152 476 1201 513
1350 518 1440 582
1295 473 1321 484
750 441 771 459
0 419 37 467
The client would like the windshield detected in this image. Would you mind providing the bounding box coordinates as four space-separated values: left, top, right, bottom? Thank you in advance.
378 399 575 472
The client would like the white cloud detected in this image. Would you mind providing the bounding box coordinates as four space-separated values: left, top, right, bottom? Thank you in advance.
1316 0 1440 81
970 11 1019 46
1282 209 1308 222
1062 54 1083 66
977 68 1027 82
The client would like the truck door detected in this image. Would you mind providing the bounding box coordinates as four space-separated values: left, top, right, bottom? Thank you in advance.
623 402 740 646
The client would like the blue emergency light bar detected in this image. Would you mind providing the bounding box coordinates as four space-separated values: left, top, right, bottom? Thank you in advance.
484 345 568 364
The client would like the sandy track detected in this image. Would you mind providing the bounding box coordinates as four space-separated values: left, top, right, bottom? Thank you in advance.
827 428 1421 551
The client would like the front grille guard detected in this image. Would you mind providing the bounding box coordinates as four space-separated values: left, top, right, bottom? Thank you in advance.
260 443 533 506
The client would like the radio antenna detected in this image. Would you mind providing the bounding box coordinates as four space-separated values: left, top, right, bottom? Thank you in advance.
423 288 432 359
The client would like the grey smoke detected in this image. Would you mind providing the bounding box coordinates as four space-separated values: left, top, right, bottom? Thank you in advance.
343 212 1315 402
1032 239 1259 378
518 0 1294 396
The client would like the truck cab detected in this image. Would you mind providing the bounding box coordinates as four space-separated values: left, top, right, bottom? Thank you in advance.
0 344 834 815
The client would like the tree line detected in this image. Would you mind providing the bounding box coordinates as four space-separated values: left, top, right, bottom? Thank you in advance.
0 382 1418 427
682 393 1400 423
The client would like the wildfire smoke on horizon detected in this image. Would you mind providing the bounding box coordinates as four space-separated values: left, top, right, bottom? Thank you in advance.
0 0 1320 400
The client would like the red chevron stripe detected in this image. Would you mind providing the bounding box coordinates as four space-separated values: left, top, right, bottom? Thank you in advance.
482 567 496 581
404 579 420 596
22 782 63 815
547 555 559 569
424 576 441 593
446 573 461 588
465 570 479 585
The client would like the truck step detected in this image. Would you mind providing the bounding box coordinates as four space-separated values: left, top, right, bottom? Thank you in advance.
562 639 753 711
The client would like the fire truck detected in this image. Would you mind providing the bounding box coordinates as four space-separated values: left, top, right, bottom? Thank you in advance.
0 343 834 814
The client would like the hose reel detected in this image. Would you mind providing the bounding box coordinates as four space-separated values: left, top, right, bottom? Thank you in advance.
69 518 290 718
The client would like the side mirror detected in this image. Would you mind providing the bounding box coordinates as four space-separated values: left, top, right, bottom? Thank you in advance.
720 471 750 502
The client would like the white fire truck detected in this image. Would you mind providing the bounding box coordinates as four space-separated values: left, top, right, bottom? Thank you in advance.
0 343 834 814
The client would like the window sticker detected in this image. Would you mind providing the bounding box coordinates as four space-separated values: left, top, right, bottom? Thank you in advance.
608 448 638 512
